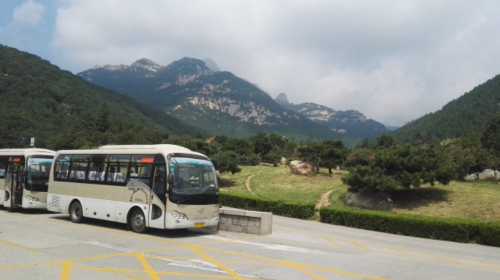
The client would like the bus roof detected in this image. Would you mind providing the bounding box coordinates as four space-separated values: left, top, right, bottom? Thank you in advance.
56 144 209 159
0 148 56 157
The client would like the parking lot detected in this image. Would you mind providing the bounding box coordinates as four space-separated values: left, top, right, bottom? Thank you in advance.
1 208 499 280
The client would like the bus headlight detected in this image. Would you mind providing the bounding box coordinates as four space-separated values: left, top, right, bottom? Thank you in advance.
171 211 188 220
25 196 40 203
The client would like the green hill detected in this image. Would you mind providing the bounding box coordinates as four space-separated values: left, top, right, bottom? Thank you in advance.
392 74 500 143
0 45 200 149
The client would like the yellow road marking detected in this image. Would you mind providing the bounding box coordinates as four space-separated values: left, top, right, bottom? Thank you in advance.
71 265 242 279
423 253 464 266
201 247 394 280
134 252 161 280
59 261 71 280
189 245 246 280
352 241 369 251
324 237 340 247
0 240 42 253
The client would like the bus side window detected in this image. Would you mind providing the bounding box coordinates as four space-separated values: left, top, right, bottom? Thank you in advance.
54 155 71 180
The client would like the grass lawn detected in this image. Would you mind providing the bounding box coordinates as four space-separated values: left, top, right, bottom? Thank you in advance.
220 165 500 223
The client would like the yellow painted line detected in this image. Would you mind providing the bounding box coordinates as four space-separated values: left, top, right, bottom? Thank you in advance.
351 241 369 251
59 261 71 280
387 247 417 260
134 252 161 280
72 265 238 279
422 253 464 266
323 237 340 247
0 240 42 253
189 245 246 280
282 261 330 280
201 246 395 280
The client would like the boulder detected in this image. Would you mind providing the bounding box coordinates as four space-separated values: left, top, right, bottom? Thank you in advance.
289 160 318 176
280 157 287 165
464 173 478 181
478 169 497 181
346 191 394 211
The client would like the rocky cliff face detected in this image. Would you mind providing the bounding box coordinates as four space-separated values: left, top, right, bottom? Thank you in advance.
275 93 388 139
79 58 352 142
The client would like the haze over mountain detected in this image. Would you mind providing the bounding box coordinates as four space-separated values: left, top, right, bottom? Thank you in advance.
0 45 199 149
275 93 389 139
79 58 354 143
391 74 500 143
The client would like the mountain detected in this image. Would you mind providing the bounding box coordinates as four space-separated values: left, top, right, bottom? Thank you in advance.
79 58 354 143
275 93 389 139
0 45 200 149
391 74 500 143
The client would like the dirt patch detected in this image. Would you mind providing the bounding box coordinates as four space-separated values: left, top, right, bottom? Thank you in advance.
315 190 334 210
245 171 263 196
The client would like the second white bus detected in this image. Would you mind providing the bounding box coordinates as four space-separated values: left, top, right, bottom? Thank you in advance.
0 148 55 210
47 144 220 233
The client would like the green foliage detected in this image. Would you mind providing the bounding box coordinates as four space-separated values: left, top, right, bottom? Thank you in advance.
212 151 241 174
481 114 500 156
392 74 500 143
343 145 455 192
0 45 198 150
319 140 350 173
320 206 500 247
442 132 500 179
220 192 315 219
345 148 374 167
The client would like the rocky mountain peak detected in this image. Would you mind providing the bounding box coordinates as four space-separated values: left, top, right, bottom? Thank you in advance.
131 58 161 72
275 93 290 105
203 58 220 72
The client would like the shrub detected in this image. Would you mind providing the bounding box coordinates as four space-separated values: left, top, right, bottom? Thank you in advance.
220 192 315 219
320 206 500 246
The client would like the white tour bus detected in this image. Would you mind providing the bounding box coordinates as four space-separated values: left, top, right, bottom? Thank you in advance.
0 148 55 210
47 144 220 233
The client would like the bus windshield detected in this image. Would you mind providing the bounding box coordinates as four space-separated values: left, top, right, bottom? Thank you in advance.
27 156 53 192
168 157 219 205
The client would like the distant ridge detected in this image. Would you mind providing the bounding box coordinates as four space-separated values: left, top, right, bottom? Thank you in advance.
79 57 355 143
274 93 389 139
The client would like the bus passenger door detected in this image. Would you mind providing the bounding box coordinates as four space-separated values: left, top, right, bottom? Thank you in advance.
4 163 23 209
148 164 166 229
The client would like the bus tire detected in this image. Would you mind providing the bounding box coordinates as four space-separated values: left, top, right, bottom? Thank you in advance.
69 201 84 223
130 208 146 233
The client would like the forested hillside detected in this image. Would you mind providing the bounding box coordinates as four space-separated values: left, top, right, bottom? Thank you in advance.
392 75 500 143
0 45 200 149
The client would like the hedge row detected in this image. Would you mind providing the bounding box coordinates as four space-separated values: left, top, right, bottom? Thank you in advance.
220 192 315 219
320 206 500 247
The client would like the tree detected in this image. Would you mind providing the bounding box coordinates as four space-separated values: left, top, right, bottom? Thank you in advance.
481 114 500 155
343 145 455 193
320 140 349 174
212 151 241 174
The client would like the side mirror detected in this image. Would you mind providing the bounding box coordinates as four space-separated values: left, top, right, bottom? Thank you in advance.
167 173 174 185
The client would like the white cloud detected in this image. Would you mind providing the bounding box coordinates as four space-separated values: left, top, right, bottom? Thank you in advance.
52 0 500 126
12 0 45 26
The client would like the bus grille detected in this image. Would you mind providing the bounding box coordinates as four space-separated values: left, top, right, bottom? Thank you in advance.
51 195 60 208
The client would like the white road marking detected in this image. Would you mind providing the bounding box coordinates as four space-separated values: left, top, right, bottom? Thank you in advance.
85 241 261 279
202 235 325 254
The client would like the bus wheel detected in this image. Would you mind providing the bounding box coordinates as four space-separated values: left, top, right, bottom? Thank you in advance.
130 209 146 233
70 201 84 223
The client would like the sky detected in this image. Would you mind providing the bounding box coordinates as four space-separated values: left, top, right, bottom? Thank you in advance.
1 0 500 127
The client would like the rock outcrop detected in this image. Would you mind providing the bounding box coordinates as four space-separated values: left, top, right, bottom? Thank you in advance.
289 160 318 176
